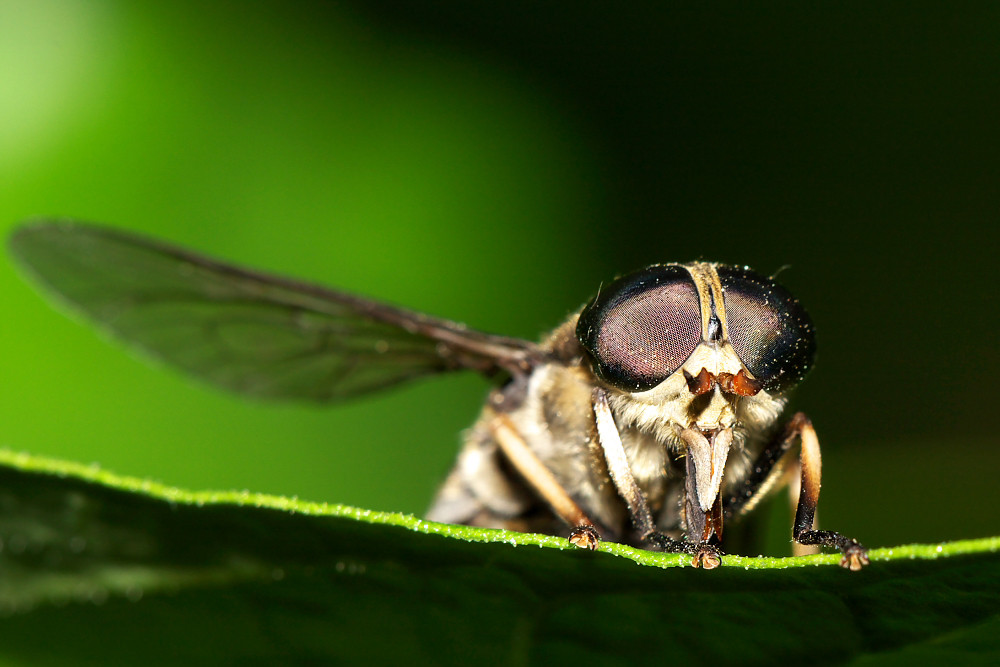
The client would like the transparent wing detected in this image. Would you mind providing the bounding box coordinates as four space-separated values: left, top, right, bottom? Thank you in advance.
9 221 543 402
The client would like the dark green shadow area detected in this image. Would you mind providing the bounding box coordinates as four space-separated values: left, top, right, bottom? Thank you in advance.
0 451 996 666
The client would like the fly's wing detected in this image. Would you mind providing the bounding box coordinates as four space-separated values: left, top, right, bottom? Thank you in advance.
8 221 544 402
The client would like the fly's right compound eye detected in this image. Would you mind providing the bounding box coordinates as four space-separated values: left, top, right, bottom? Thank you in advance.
576 265 702 392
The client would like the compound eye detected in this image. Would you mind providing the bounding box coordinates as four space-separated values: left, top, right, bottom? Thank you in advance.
717 266 816 393
576 266 701 392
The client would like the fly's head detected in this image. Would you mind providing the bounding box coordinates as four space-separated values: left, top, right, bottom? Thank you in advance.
576 262 816 512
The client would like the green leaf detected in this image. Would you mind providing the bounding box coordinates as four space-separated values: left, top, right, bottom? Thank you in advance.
0 449 997 665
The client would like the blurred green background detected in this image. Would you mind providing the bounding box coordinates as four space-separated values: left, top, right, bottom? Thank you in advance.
2 0 998 552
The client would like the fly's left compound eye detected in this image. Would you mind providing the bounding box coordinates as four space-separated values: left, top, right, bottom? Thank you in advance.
576 265 702 392
717 265 816 394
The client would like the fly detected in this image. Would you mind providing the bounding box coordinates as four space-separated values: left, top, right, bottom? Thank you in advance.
8 221 868 570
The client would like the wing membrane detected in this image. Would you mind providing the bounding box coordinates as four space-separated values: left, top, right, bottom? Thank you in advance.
9 221 543 401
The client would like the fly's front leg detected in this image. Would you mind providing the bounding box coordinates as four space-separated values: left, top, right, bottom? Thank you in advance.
489 413 601 550
792 414 868 570
725 412 869 570
592 388 720 568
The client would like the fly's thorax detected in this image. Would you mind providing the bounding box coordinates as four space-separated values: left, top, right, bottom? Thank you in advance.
493 362 603 476
508 361 626 530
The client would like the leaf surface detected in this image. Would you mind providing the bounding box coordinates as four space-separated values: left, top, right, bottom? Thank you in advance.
0 450 996 666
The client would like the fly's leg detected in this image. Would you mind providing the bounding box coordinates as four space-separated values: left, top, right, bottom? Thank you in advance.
489 414 601 549
593 388 720 568
725 412 869 570
643 533 722 569
791 414 869 570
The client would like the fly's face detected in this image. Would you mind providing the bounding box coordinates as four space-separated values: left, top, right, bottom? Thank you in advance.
576 262 817 516
577 262 816 429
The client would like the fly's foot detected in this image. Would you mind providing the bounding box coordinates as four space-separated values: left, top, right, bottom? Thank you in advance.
692 543 722 570
796 529 869 571
840 542 869 571
644 532 723 569
568 525 600 550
